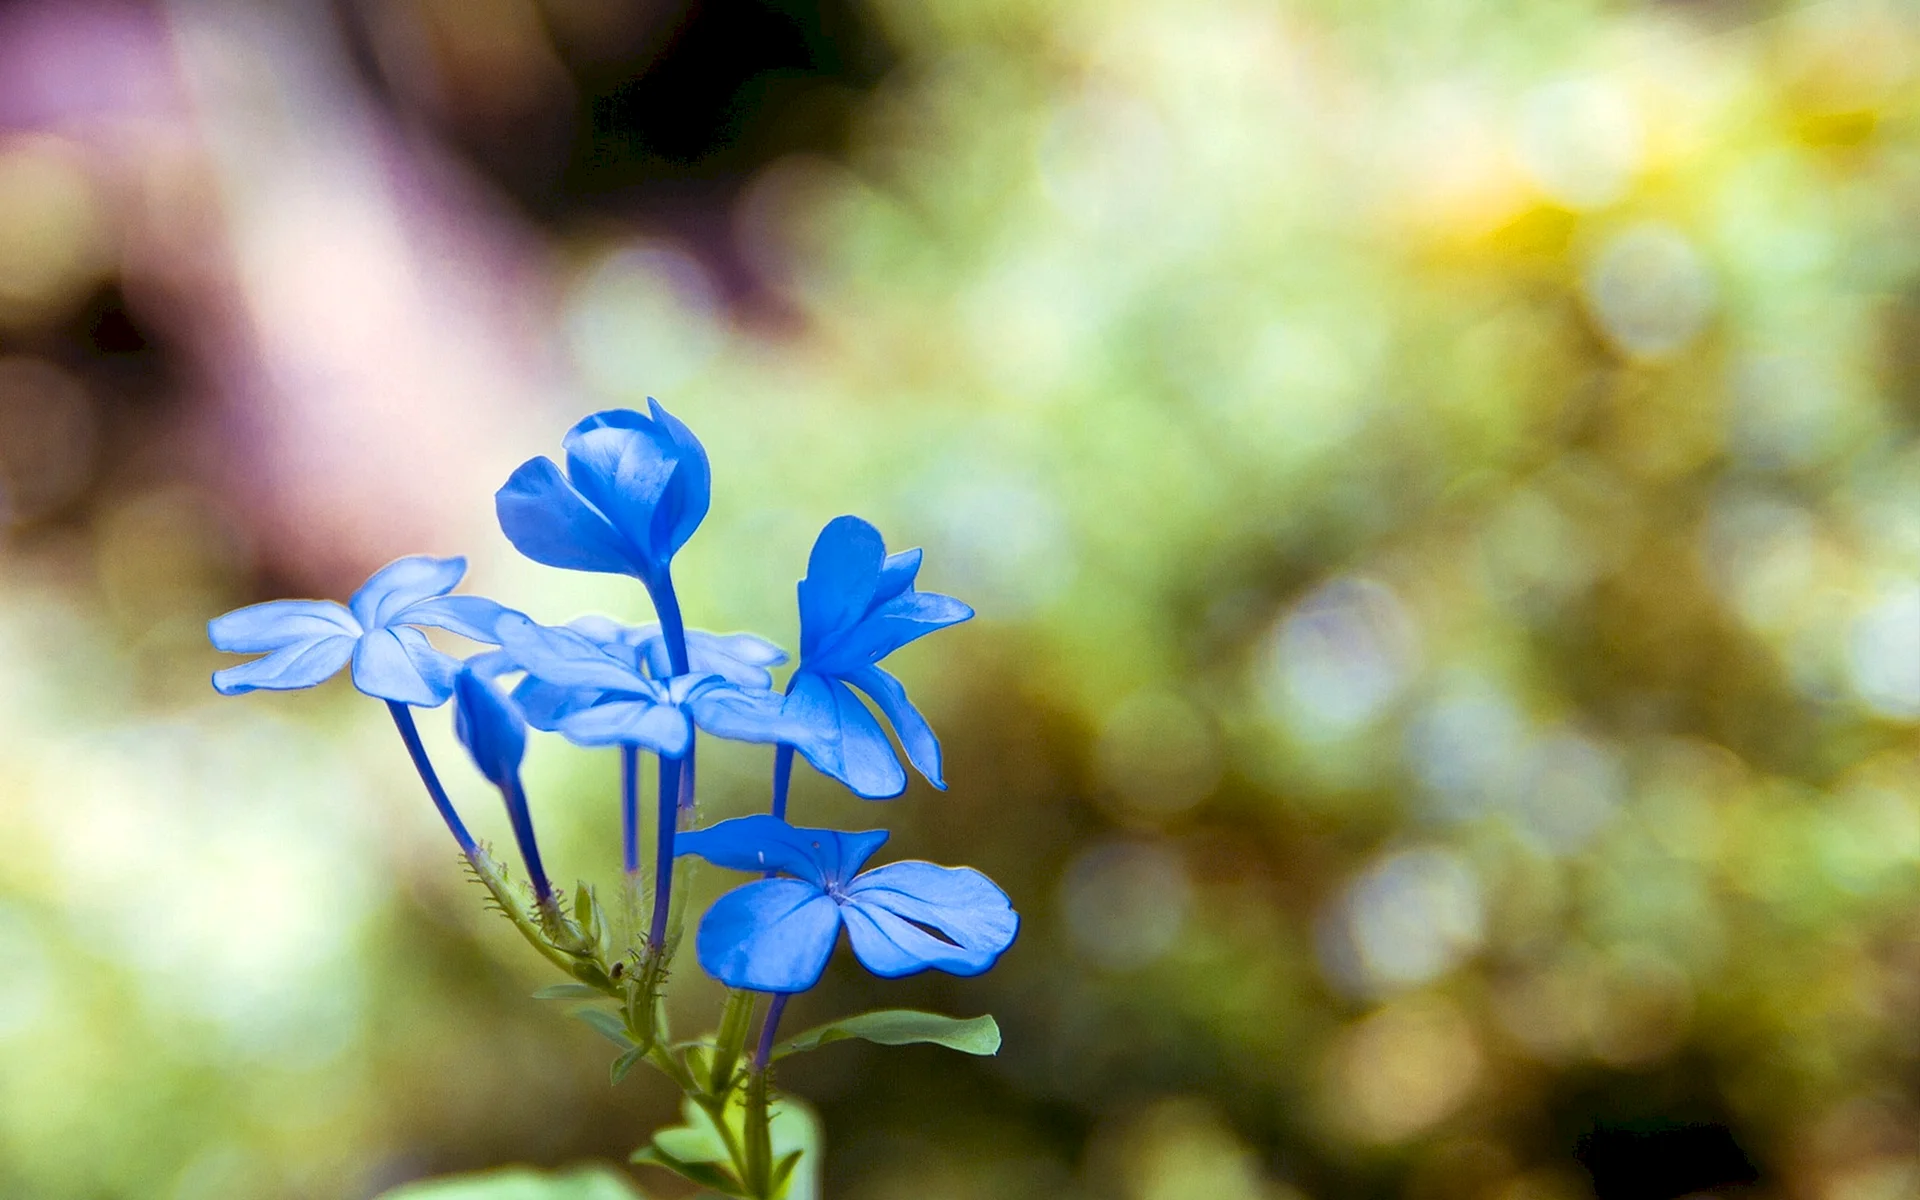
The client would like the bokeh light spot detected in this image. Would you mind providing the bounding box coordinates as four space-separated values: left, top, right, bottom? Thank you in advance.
1848 583 1920 719
1516 77 1642 210
565 241 724 397
1322 847 1484 994
1263 576 1419 740
1582 223 1715 359
1060 839 1190 973
1326 996 1482 1144
1510 732 1624 855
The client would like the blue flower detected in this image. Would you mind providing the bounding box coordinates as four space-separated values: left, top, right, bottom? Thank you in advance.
675 815 1018 993
562 615 787 688
451 666 552 901
490 613 799 756
494 401 709 590
208 556 510 706
781 516 973 799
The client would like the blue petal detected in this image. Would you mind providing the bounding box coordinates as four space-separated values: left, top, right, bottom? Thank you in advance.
675 815 889 890
797 516 886 659
640 628 789 688
210 634 356 695
494 613 650 693
398 594 512 643
453 667 527 787
812 589 973 674
351 626 459 706
349 555 466 630
208 599 360 652
873 547 923 606
496 456 636 575
845 665 945 789
464 649 517 678
555 698 692 755
842 862 1019 978
782 672 907 799
508 675 596 731
642 398 712 557
694 878 842 993
563 422 679 571
688 684 812 745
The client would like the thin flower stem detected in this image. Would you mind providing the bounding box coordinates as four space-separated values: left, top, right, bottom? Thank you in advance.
621 743 640 874
502 777 553 902
648 753 680 949
385 700 479 857
770 744 795 822
751 992 789 1073
681 739 699 817
646 573 691 676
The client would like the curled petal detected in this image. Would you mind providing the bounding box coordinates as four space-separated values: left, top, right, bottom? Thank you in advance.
842 862 1019 978
208 599 359 653
813 589 973 675
783 672 907 800
399 594 513 643
453 667 527 787
555 698 692 755
797 516 886 658
873 547 923 607
845 665 945 789
563 422 680 570
349 556 466 630
694 878 842 993
675 815 889 889
351 625 459 706
495 456 635 575
211 634 356 695
642 398 711 558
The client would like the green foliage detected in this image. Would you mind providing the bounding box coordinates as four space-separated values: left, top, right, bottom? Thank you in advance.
775 1010 1002 1060
374 1166 644 1200
630 1095 820 1200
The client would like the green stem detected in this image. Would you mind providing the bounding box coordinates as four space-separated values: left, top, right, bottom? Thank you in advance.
742 1068 773 1196
709 990 759 1096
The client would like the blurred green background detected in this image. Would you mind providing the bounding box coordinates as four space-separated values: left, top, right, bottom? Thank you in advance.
0 0 1916 1196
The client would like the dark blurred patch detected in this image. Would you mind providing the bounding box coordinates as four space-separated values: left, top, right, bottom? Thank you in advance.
336 0 893 229
1576 1119 1761 1199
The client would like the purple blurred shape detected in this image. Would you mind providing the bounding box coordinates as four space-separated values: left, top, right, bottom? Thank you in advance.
0 0 181 131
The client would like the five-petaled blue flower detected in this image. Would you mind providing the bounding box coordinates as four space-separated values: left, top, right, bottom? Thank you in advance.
207 555 509 706
780 516 974 799
495 401 709 593
490 613 799 757
676 814 1018 993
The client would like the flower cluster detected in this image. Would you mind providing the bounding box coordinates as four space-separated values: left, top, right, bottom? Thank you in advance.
208 402 1015 1197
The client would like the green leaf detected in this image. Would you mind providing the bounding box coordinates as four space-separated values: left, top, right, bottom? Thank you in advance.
609 1045 646 1086
769 1150 805 1199
572 1007 635 1048
374 1165 644 1199
628 1147 744 1197
533 983 604 1001
774 1011 1001 1060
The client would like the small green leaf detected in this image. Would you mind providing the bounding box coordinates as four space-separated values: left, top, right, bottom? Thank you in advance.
609 1045 645 1085
533 983 603 1001
629 1147 745 1196
774 1011 1001 1060
572 1007 635 1048
769 1149 805 1199
374 1165 644 1199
